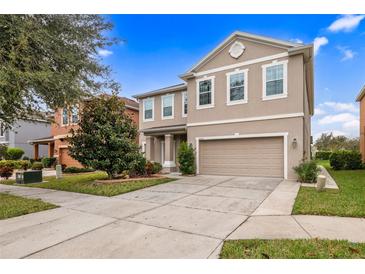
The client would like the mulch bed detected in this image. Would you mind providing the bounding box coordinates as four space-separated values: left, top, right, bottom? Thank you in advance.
94 174 166 184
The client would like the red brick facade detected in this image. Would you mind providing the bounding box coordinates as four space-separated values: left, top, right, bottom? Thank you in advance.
52 98 139 167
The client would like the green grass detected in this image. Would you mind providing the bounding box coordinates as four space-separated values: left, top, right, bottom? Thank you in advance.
220 239 365 259
0 172 175 197
292 160 365 217
0 193 57 220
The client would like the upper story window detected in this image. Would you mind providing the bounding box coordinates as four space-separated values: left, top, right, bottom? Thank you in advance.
182 91 188 117
143 98 154 122
262 60 288 100
161 94 174 119
226 69 248 105
62 108 69 125
71 105 79 124
196 76 215 109
0 122 5 137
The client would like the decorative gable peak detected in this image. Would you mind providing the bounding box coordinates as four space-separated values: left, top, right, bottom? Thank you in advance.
229 41 245 59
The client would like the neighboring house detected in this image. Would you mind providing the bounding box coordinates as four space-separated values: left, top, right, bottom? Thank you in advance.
0 118 51 158
356 85 365 162
134 31 314 179
28 96 139 167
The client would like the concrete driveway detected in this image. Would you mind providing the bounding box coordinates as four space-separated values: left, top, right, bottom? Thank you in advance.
0 175 283 259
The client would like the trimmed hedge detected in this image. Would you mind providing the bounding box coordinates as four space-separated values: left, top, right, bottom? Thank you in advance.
315 151 332 160
63 166 95 173
329 150 363 170
5 147 24 160
31 161 43 170
0 160 31 170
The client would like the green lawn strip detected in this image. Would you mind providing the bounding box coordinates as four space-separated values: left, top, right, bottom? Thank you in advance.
0 193 58 220
0 172 176 197
292 160 365 217
220 239 365 259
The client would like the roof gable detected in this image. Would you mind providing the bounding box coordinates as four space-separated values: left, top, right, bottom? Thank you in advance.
183 31 302 75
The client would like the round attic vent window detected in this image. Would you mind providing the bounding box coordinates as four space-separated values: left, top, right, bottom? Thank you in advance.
229 41 245 59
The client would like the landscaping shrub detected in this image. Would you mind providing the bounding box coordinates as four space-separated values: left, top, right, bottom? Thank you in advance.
330 150 363 170
293 160 320 183
5 147 24 160
152 162 163 174
63 166 95 173
177 142 196 175
31 161 43 170
0 144 7 159
315 151 332 160
0 160 31 170
145 161 154 176
128 153 147 177
41 157 57 168
0 166 13 179
19 160 31 170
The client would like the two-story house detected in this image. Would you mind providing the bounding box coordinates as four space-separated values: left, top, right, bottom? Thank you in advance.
356 85 365 162
0 117 51 158
134 31 314 179
29 96 139 167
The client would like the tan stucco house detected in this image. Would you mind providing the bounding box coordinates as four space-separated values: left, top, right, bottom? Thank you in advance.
134 31 314 179
356 85 365 162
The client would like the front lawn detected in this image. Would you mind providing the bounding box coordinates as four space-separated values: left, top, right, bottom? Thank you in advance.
292 160 365 217
220 239 365 259
0 172 175 197
0 193 57 220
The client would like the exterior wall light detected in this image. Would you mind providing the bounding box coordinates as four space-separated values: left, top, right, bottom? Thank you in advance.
292 138 298 149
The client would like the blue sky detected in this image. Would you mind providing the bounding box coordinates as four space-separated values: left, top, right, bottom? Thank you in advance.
100 14 365 139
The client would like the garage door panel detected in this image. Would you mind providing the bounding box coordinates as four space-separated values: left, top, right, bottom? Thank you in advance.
199 137 284 178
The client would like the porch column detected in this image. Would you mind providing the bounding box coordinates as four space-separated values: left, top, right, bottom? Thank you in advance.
163 134 176 168
145 136 155 161
34 144 39 160
48 142 55 157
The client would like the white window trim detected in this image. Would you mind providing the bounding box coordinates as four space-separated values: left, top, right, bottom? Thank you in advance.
262 60 288 101
226 68 249 106
196 76 215 110
195 132 289 179
143 97 154 122
182 91 188 117
161 94 175 120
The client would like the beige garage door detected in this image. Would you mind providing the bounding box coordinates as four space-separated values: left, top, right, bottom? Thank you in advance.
199 137 284 177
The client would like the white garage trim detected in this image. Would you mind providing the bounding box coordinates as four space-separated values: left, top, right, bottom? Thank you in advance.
195 132 288 179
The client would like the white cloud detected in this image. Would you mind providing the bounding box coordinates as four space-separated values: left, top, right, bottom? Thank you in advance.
313 37 328 56
328 15 365 32
318 113 357 125
322 101 358 113
98 49 113 57
343 119 360 130
337 47 356 61
314 107 326 116
291 38 303 44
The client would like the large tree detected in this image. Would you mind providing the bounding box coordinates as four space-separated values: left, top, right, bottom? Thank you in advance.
0 15 119 128
68 94 140 179
315 133 359 151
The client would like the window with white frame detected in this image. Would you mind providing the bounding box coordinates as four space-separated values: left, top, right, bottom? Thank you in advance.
196 76 214 108
182 91 188 117
143 98 154 121
0 122 4 137
262 61 288 100
62 108 69 125
161 94 174 119
71 105 79 124
226 69 248 105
